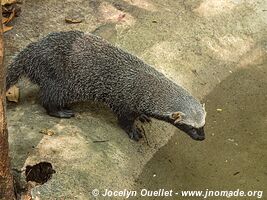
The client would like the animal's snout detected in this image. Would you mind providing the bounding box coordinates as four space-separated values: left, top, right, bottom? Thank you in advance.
192 127 205 141
176 124 205 141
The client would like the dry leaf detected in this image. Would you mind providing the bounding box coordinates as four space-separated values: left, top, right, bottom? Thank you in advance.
5 7 15 23
6 85 19 102
65 17 83 24
21 194 32 200
3 24 13 32
40 129 55 136
2 17 9 23
2 1 21 22
117 13 126 21
65 12 84 24
1 0 17 5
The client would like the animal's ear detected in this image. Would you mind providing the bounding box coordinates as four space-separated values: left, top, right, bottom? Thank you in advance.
170 111 185 124
202 103 207 116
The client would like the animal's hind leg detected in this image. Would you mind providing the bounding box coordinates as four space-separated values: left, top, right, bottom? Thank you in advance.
118 114 143 141
44 104 75 118
39 86 75 118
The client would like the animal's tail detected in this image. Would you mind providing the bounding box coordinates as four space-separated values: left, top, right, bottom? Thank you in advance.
6 58 25 90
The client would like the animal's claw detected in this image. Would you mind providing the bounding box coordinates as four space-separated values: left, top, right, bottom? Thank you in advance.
128 126 143 141
139 114 151 123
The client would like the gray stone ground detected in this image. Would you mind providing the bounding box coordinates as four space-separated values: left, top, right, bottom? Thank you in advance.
4 0 267 199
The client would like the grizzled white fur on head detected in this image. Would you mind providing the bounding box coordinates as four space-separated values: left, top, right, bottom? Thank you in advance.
173 103 206 129
6 31 207 141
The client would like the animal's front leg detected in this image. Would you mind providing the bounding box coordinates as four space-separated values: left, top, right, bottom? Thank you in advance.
118 115 143 141
138 114 151 123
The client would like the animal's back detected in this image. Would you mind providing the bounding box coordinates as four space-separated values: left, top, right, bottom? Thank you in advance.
19 31 174 114
7 31 152 108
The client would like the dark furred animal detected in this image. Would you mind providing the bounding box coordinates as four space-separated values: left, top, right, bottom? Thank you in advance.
6 31 206 141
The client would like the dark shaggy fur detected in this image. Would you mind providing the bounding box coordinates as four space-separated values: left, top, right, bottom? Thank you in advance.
6 31 206 141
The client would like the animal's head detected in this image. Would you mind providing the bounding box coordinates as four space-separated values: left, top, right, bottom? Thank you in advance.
166 103 206 141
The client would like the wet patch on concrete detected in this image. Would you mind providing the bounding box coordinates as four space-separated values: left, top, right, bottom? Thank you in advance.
25 162 55 184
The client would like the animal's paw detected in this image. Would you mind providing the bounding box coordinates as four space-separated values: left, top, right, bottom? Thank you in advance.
139 114 151 123
48 109 75 118
127 126 143 141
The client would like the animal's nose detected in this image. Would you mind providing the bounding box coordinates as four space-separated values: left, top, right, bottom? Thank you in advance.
196 127 205 140
190 127 205 141
195 134 205 141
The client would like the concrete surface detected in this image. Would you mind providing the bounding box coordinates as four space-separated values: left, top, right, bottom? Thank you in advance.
4 0 267 199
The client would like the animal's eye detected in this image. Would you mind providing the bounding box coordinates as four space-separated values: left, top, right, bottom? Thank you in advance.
189 126 197 132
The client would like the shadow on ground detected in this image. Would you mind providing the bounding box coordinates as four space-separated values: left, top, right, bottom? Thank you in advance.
134 64 267 200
